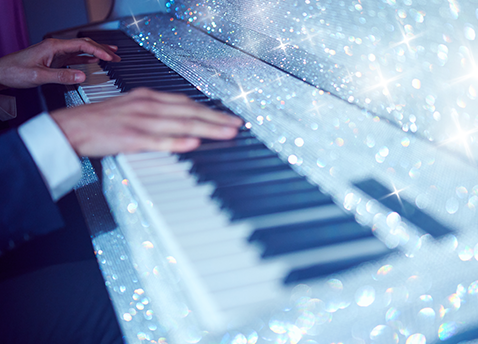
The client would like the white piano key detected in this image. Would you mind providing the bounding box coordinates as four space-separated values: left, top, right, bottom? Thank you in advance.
127 155 181 169
124 151 172 161
175 224 250 248
161 204 223 223
170 215 233 235
216 281 284 312
80 79 115 87
192 252 264 277
153 196 215 213
139 172 192 186
133 165 191 178
203 262 287 292
187 240 251 261
147 184 214 204
145 177 205 195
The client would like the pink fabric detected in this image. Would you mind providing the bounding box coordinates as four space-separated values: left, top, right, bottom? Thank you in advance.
0 0 29 57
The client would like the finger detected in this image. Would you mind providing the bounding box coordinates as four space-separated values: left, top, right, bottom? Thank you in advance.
158 101 243 126
37 67 86 85
126 89 243 126
130 115 239 140
64 56 99 65
54 38 121 62
104 44 118 52
122 135 200 154
128 88 199 104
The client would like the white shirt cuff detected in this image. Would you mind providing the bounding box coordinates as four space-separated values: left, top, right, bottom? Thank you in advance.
18 112 82 201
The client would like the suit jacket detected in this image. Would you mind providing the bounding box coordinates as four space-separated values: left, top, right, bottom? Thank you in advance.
0 128 64 252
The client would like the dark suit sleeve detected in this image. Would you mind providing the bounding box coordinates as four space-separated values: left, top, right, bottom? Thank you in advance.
0 129 64 252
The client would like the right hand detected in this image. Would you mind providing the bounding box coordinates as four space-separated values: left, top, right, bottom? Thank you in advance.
50 88 243 157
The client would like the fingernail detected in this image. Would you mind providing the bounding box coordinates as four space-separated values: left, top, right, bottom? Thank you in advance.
221 126 237 136
229 116 243 125
74 73 83 82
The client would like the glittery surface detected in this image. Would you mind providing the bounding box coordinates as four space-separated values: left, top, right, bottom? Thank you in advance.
98 2 478 343
169 0 478 163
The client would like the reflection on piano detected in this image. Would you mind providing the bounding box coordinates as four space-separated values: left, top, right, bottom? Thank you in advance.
52 1 478 343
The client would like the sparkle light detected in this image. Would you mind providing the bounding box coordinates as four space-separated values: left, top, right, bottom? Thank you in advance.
127 12 146 31
379 182 410 214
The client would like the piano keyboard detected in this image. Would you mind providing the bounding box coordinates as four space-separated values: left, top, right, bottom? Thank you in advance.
72 30 463 332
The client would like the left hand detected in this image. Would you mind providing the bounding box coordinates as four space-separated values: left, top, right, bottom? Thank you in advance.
0 37 121 89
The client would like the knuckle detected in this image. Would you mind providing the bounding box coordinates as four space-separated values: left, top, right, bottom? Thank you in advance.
42 38 56 48
56 70 72 83
180 118 195 132
29 69 40 84
130 87 149 97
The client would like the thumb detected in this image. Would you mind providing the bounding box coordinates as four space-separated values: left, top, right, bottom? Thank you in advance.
38 67 85 85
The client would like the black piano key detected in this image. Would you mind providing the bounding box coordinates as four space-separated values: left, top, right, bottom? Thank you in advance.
109 66 173 79
354 178 452 237
104 61 163 71
100 53 156 63
188 146 274 165
284 251 389 284
195 159 291 184
108 66 173 78
200 130 256 145
251 218 369 257
121 79 193 92
115 72 180 86
178 142 266 160
210 167 300 188
227 188 333 220
213 177 316 202
113 50 154 56
191 156 286 176
195 138 262 151
436 326 478 344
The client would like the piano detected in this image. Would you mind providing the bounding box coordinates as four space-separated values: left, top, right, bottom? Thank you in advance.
48 1 478 343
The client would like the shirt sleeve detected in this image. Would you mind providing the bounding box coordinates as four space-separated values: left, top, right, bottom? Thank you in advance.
18 112 82 201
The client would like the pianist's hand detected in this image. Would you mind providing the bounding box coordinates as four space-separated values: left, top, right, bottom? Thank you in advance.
0 38 120 89
50 88 243 156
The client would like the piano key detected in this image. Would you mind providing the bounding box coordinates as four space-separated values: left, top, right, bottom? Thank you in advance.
192 252 264 276
107 66 173 78
104 60 163 69
197 164 293 185
284 250 389 284
188 147 275 166
115 72 180 87
203 263 286 292
176 225 250 249
354 178 453 237
214 280 284 312
122 81 196 92
253 218 373 257
191 156 286 176
212 176 314 201
247 203 351 230
228 189 334 220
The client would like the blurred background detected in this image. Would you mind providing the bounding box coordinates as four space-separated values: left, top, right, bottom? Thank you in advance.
0 0 166 57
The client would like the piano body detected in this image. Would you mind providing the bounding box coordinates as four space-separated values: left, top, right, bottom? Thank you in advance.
48 0 478 343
